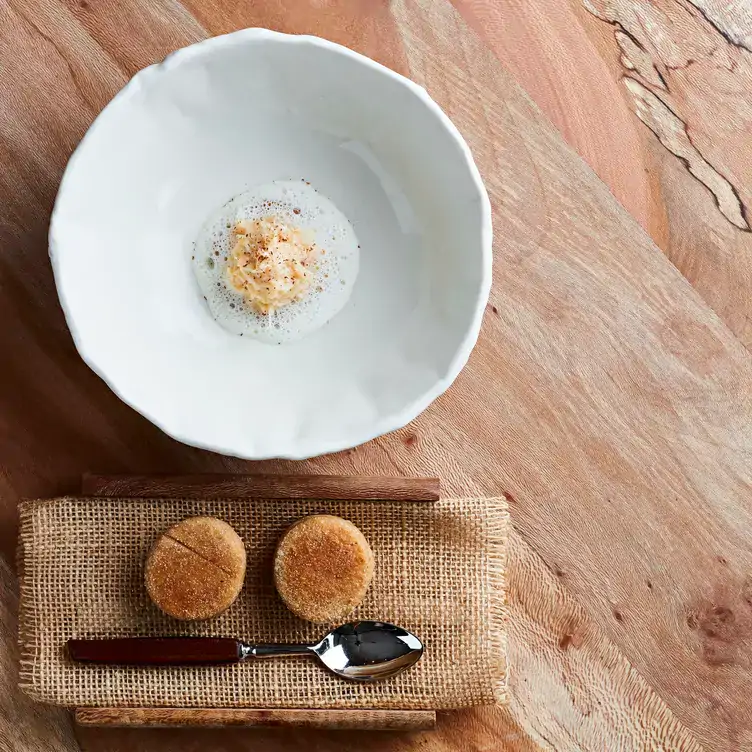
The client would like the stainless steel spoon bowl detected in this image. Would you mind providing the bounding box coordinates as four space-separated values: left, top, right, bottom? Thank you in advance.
249 620 425 681
68 620 424 682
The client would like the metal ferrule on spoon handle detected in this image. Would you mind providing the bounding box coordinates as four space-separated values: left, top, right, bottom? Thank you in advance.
239 643 315 659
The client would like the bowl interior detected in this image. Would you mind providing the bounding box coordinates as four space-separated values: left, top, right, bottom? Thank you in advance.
51 31 490 458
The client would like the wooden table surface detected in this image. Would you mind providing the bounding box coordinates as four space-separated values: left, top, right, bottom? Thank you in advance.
1 1 750 750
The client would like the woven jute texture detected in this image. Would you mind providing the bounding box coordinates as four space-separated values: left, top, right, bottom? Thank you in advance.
18 496 508 709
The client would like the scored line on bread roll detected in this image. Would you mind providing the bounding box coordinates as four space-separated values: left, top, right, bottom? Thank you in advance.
161 533 237 575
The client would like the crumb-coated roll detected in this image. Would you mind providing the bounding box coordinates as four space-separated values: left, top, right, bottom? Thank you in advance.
274 515 374 623
145 516 246 621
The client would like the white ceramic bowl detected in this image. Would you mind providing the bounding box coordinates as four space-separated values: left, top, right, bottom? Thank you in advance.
50 29 492 459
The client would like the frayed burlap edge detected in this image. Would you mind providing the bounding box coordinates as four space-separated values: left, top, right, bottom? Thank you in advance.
487 499 510 705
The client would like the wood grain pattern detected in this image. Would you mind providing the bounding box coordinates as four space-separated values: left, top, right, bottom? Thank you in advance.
74 708 436 730
453 0 752 349
1 0 750 750
82 473 440 501
503 532 704 751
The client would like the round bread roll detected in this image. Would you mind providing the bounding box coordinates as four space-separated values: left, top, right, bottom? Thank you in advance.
145 516 246 621
274 515 374 623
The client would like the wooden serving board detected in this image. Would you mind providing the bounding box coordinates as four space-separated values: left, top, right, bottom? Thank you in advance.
75 473 439 731
74 708 436 730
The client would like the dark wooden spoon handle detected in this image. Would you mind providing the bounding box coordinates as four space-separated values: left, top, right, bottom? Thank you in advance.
68 637 242 665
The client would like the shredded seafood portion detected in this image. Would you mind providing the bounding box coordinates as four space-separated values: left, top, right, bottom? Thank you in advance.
226 217 318 314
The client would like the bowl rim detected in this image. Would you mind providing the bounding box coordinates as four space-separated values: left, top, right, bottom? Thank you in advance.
49 27 493 460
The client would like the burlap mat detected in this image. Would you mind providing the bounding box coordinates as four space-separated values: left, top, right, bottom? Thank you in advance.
18 496 508 709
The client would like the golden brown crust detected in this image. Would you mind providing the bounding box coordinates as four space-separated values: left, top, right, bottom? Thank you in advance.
145 517 246 621
274 515 374 623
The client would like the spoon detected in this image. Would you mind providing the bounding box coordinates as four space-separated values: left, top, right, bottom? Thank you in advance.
68 621 424 682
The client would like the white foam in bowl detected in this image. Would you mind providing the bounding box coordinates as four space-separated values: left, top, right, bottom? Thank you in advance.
193 180 360 344
49 29 492 459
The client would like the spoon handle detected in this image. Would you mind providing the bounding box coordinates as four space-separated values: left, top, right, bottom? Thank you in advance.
68 638 315 665
68 637 243 665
